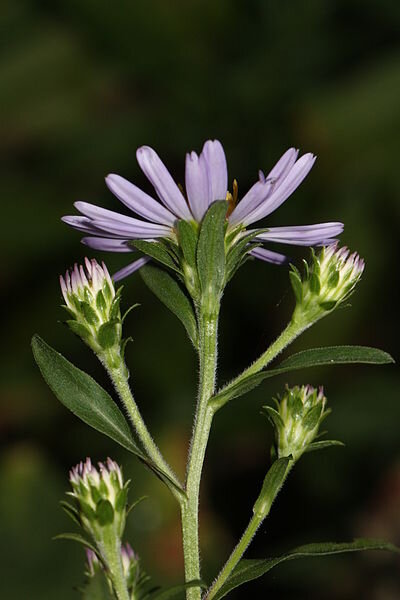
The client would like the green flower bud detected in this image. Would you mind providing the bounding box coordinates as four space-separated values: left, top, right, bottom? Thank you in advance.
60 258 124 366
290 243 365 326
264 385 328 461
69 457 128 540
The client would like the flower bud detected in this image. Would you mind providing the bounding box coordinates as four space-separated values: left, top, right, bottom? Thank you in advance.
60 258 123 359
69 457 128 539
121 543 142 593
264 385 328 461
85 548 103 578
290 243 365 325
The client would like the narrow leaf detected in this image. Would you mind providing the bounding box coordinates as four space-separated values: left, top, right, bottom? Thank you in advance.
253 457 291 516
177 220 198 268
32 336 184 495
305 440 345 453
32 335 143 456
54 533 97 554
211 345 394 410
212 539 399 599
197 201 227 295
134 240 181 273
141 265 198 347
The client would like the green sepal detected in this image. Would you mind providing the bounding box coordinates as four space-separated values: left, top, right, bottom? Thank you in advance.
196 201 227 301
66 320 92 341
53 532 98 554
133 240 181 273
80 301 99 325
110 295 122 321
97 320 120 349
95 499 114 526
140 265 198 348
59 500 81 526
225 230 262 282
305 439 345 453
253 456 291 517
96 290 107 313
115 486 129 513
211 539 399 599
177 219 198 269
303 403 323 430
319 300 337 311
309 272 321 294
261 406 284 431
289 266 303 304
122 303 140 323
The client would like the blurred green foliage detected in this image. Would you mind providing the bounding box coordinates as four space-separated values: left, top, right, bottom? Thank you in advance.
1 1 399 598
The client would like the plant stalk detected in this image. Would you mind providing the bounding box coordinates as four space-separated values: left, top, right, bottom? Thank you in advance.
182 307 219 599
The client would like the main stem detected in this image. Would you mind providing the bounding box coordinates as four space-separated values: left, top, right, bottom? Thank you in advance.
107 361 183 496
101 534 130 600
182 307 219 600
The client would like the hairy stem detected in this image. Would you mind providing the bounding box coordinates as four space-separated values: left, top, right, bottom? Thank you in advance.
101 534 130 600
182 308 219 599
106 361 184 499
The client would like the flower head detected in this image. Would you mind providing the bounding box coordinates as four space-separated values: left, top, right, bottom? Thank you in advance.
290 243 365 325
264 385 328 461
69 457 128 538
60 258 124 360
63 141 343 281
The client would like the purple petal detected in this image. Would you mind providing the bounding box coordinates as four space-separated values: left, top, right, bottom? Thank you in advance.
92 218 171 239
136 146 192 220
255 222 344 246
250 247 288 265
62 215 104 235
242 153 316 226
81 237 133 252
228 178 272 226
113 257 150 281
185 151 211 222
105 174 176 226
266 147 299 181
75 202 150 226
202 140 228 202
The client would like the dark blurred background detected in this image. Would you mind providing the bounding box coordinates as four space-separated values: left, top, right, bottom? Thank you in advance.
1 1 400 598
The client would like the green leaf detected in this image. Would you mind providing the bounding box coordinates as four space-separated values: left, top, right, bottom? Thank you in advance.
211 345 394 411
177 219 198 268
197 201 227 296
32 335 143 455
54 532 97 554
32 336 185 495
253 457 291 516
134 240 181 273
140 265 198 347
150 580 205 600
305 439 345 453
212 539 399 599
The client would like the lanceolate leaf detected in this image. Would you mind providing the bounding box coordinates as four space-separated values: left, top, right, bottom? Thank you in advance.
197 201 227 296
141 265 198 347
211 539 399 599
133 240 181 273
211 345 394 410
54 533 97 554
32 335 184 495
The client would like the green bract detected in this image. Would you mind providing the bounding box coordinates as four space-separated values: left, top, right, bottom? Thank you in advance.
264 385 330 461
290 244 365 326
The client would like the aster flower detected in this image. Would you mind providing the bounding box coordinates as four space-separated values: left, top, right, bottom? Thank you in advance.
63 141 343 281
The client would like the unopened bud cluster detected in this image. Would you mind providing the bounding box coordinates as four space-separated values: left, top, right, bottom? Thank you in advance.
264 385 328 461
60 259 123 364
69 457 128 540
290 244 365 325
